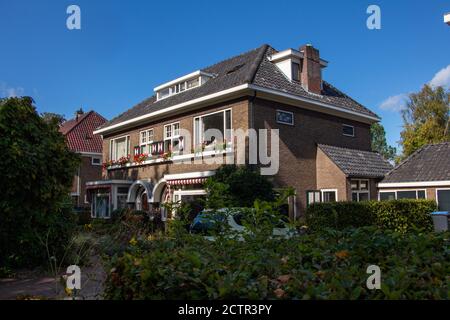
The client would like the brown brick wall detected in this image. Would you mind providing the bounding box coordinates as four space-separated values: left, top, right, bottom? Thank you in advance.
72 155 103 208
316 147 347 201
251 98 372 214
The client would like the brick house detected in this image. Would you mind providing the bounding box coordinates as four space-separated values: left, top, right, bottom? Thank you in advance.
60 110 107 208
378 142 450 212
89 43 391 219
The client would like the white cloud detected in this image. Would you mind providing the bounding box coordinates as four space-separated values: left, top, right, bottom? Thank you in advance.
0 82 25 98
379 93 408 112
429 64 450 88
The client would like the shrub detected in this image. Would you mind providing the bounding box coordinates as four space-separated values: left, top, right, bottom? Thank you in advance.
306 200 435 232
104 227 449 299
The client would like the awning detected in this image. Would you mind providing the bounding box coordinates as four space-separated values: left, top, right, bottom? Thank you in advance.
166 178 207 186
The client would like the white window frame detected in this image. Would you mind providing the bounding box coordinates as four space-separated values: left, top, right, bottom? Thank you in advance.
342 124 355 137
321 189 338 202
164 122 181 154
109 135 130 161
351 179 370 201
378 189 427 200
276 110 294 126
435 188 450 211
139 128 154 154
172 189 207 217
156 76 206 101
91 156 102 166
193 109 232 148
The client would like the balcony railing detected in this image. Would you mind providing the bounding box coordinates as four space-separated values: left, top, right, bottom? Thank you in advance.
103 140 233 170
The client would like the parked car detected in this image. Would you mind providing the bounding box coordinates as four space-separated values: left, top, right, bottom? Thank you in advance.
190 208 297 240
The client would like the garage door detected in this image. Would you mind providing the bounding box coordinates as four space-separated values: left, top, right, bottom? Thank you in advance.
437 189 450 211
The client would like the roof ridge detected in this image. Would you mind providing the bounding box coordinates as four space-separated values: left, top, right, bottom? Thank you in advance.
201 44 268 74
63 110 94 136
317 143 382 155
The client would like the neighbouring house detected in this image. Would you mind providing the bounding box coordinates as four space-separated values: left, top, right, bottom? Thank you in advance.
88 43 391 219
378 142 450 212
60 109 107 209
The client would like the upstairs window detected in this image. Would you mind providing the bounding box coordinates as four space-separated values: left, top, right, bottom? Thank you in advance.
110 136 130 161
139 129 154 154
91 156 102 166
164 122 183 154
343 124 355 137
194 109 232 149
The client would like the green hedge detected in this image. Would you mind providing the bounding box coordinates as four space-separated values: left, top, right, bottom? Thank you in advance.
306 200 435 232
104 227 449 299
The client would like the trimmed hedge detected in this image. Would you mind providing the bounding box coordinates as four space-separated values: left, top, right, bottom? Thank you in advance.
306 200 435 232
104 227 449 299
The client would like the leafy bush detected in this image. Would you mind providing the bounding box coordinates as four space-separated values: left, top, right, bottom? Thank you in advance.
306 200 435 232
104 227 449 299
0 97 80 268
204 165 275 208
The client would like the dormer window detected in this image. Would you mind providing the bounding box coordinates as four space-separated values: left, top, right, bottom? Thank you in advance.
292 62 301 82
155 70 214 101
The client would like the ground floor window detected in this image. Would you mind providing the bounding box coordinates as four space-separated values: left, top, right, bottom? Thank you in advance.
351 179 370 202
379 189 426 201
321 189 337 203
306 190 321 206
436 189 450 211
92 192 110 219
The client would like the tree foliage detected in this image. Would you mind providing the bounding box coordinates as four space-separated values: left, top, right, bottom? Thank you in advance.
400 85 450 159
0 97 80 267
41 112 66 126
204 165 275 208
370 122 397 161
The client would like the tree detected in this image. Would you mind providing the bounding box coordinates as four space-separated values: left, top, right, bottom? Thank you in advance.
0 97 80 268
204 165 275 208
41 112 66 126
370 122 397 161
400 84 450 158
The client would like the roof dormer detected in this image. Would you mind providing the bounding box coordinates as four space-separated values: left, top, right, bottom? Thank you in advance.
154 70 215 101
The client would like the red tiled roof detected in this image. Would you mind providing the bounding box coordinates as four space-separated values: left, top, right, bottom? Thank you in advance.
59 111 107 154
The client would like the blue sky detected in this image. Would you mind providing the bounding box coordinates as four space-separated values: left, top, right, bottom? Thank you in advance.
1 0 449 150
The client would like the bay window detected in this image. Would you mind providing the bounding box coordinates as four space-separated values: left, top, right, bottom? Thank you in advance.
194 109 232 149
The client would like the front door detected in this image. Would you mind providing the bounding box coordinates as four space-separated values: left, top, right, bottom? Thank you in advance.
437 189 450 211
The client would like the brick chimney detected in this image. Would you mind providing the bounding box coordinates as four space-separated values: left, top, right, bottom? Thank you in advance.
75 108 84 121
300 44 322 95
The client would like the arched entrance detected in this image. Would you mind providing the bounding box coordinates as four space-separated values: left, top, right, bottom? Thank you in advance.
127 180 153 211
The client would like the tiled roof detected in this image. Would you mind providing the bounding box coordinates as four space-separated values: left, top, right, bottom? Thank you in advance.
99 44 379 130
60 111 107 153
382 142 450 183
318 144 393 178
